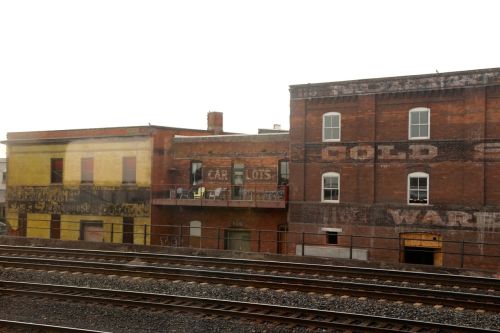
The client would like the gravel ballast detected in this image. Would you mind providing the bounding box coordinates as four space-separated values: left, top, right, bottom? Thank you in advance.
0 267 498 332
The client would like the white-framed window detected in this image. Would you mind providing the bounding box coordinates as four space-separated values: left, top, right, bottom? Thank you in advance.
322 172 340 203
409 107 430 140
323 112 341 142
408 172 429 205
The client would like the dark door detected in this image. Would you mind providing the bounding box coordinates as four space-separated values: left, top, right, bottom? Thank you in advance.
123 217 134 244
18 213 27 237
404 247 434 265
225 230 251 252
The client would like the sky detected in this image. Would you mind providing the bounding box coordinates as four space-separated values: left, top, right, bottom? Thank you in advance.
0 0 499 157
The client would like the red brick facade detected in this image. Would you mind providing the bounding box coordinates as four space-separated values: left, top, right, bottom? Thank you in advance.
151 132 289 253
288 68 500 268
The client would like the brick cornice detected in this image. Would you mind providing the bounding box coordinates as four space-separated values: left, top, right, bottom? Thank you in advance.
290 68 500 100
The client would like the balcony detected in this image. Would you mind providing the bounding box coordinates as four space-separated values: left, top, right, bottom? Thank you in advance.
152 184 288 208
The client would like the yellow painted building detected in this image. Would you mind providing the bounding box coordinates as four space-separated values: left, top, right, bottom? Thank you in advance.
5 130 153 245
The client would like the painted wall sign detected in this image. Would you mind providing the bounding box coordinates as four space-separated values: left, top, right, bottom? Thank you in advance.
204 168 230 182
245 168 275 183
304 141 500 163
289 203 500 232
203 167 276 183
322 144 438 162
7 186 150 217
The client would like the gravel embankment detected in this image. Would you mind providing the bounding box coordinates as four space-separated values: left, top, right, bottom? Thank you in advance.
0 267 498 332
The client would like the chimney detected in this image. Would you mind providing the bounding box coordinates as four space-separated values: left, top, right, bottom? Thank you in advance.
207 111 223 134
273 124 281 130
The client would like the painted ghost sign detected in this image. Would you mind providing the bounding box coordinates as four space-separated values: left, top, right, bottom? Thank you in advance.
7 186 150 217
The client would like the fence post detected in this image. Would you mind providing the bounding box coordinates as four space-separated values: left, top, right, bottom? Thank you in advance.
460 240 465 268
301 232 305 256
349 235 353 260
179 223 183 247
143 224 147 245
258 230 261 253
111 223 114 243
217 228 221 250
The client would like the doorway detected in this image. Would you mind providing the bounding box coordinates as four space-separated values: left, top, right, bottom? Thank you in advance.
277 224 288 254
123 217 134 244
225 229 251 252
80 221 104 242
400 232 442 266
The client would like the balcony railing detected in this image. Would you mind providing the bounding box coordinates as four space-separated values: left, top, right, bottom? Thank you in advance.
152 184 288 208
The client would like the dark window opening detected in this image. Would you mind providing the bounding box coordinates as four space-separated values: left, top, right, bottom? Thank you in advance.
278 160 289 185
326 231 338 244
404 247 434 265
1 171 6 184
190 161 203 186
232 163 244 199
122 157 136 184
50 214 61 239
51 158 63 184
81 157 94 184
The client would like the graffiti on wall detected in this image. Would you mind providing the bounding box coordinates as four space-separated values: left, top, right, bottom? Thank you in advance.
7 186 150 217
289 203 500 232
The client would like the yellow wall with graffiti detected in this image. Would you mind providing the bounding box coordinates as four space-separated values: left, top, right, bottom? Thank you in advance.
6 136 152 244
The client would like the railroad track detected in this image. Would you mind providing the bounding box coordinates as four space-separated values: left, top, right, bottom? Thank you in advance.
0 244 497 292
0 319 109 332
0 254 498 312
0 280 495 333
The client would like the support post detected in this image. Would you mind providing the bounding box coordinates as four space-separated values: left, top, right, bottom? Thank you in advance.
301 232 305 256
143 224 147 245
349 235 353 260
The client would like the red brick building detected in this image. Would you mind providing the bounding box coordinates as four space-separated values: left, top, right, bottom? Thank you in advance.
151 113 289 253
288 68 500 269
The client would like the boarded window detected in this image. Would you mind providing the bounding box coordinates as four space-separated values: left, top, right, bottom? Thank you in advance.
50 214 61 239
122 157 136 184
51 158 63 184
81 158 94 184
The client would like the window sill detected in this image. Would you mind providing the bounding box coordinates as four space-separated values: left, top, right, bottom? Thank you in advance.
322 200 339 203
408 202 430 206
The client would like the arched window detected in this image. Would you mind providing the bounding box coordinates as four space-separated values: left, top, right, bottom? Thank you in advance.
409 107 430 140
323 112 341 142
408 172 429 205
322 172 340 203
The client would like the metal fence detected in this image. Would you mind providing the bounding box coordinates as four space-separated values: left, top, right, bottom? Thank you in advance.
3 218 499 271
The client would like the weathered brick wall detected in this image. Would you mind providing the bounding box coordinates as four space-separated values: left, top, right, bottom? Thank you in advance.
151 206 287 253
288 68 500 268
169 134 289 187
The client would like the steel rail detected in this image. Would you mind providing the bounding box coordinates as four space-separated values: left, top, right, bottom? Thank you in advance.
0 319 110 333
0 244 497 291
0 280 495 333
0 255 498 312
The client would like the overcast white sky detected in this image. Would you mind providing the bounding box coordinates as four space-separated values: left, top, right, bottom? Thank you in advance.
1 0 499 157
